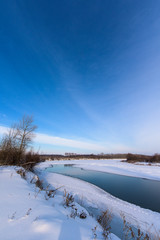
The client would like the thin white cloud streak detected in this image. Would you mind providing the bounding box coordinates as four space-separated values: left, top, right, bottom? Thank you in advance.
36 133 132 152
2 124 159 154
0 125 106 151
0 125 130 153
35 132 107 151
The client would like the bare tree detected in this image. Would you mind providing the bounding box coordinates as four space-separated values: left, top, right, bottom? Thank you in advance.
16 115 37 153
0 115 37 165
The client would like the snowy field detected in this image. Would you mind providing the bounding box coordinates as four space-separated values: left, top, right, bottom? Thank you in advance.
1 159 160 239
0 166 119 240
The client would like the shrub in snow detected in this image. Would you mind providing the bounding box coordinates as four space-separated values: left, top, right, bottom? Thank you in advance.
63 189 74 207
97 210 112 239
16 168 26 179
121 214 150 240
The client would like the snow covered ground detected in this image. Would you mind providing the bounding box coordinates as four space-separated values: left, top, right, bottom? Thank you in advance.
0 166 119 240
35 159 160 238
1 159 160 239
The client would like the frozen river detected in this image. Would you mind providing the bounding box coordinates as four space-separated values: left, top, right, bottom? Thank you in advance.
46 164 160 213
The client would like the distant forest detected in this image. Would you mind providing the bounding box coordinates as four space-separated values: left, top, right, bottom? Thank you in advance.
40 153 127 160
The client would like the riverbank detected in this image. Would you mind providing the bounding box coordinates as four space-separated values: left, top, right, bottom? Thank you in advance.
35 159 160 238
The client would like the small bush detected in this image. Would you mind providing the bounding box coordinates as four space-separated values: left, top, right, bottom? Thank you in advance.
97 210 112 239
150 154 160 163
22 151 41 170
0 147 23 166
16 168 26 179
126 153 160 163
25 151 40 163
121 214 150 240
35 177 43 190
64 189 74 207
45 185 56 200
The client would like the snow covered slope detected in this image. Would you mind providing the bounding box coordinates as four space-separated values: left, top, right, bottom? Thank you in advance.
0 166 119 240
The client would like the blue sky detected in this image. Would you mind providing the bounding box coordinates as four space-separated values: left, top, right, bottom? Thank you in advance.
0 0 160 154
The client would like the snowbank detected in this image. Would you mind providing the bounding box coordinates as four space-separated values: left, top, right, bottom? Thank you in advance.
0 166 119 240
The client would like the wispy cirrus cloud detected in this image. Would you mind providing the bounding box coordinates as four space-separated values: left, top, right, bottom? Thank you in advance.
35 132 106 151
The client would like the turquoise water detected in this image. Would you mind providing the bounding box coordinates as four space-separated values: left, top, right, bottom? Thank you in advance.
46 164 160 213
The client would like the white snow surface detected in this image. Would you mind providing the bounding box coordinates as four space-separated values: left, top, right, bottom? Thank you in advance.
0 166 119 240
35 159 160 238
